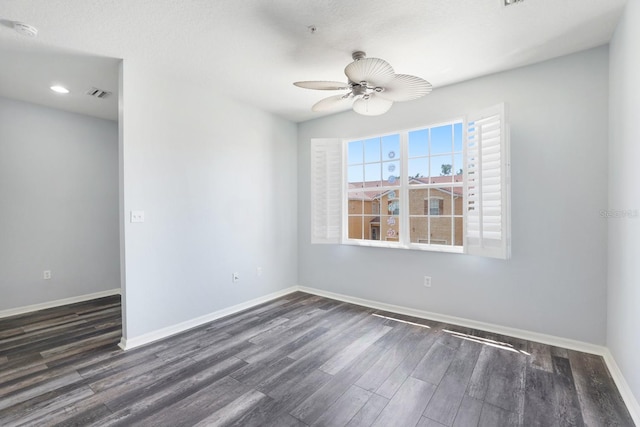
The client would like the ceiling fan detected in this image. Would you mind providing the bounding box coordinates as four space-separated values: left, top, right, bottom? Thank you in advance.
294 51 432 116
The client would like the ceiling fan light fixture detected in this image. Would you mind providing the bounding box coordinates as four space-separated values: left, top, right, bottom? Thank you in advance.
353 94 393 116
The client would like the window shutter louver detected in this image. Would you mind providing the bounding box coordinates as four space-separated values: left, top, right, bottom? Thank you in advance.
311 138 343 244
464 104 511 259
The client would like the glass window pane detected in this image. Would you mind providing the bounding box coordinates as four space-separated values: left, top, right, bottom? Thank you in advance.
453 187 464 215
431 125 453 155
348 165 363 188
364 163 381 187
364 215 380 240
348 197 363 215
364 138 380 163
431 154 454 180
408 129 428 158
348 216 363 239
409 188 429 215
348 140 363 164
384 160 400 186
382 134 400 161
410 217 429 244
431 187 453 215
408 158 428 184
386 199 400 215
453 123 463 152
429 197 443 216
381 191 400 218
453 216 463 246
453 153 463 177
430 217 453 246
381 215 399 241
371 200 380 215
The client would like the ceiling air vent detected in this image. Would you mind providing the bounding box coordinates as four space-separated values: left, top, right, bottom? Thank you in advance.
86 87 112 99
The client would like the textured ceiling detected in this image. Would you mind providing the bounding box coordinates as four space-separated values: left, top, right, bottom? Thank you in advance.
0 0 627 122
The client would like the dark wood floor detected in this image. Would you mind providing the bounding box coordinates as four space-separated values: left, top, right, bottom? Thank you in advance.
0 292 634 427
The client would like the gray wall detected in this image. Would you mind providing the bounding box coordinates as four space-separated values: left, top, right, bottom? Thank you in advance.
297 47 609 345
0 97 120 310
608 0 640 405
120 61 298 339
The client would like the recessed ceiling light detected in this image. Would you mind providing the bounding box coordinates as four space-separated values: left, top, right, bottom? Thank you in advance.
50 85 70 94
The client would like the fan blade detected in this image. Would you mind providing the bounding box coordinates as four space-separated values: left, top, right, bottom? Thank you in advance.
312 94 351 112
344 58 394 86
353 94 393 116
294 81 349 90
377 74 433 102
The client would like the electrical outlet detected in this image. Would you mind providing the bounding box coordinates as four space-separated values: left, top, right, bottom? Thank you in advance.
257 267 262 277
130 211 145 223
43 270 52 280
232 272 240 283
423 276 431 287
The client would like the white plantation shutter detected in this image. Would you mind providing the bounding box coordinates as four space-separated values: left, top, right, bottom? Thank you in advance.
311 138 343 244
464 104 511 259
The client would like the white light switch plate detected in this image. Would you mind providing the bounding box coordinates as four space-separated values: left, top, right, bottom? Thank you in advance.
131 211 145 223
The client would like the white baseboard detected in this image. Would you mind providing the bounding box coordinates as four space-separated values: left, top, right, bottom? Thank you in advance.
298 286 607 356
0 289 122 319
119 286 298 350
603 349 640 426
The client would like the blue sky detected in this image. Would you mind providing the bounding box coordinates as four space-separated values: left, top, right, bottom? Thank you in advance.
348 123 463 184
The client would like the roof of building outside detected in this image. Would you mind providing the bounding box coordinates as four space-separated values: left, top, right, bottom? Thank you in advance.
348 175 463 200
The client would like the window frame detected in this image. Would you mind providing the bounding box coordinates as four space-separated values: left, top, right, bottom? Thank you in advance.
341 119 466 254
310 103 510 259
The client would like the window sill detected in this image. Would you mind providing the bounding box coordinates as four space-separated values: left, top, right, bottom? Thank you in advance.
342 239 464 254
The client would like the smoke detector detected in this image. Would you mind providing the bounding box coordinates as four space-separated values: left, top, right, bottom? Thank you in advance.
13 22 38 38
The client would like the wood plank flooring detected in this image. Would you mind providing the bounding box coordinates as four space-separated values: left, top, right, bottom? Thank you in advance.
0 292 634 426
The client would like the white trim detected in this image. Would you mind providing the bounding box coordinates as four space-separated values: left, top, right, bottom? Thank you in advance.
297 286 606 356
119 286 298 350
0 289 121 319
602 349 640 425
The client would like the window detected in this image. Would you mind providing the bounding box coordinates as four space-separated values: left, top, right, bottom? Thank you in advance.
311 104 510 259
426 198 444 216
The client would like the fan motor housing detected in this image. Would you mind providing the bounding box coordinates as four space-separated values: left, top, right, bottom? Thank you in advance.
352 51 367 61
352 84 366 96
